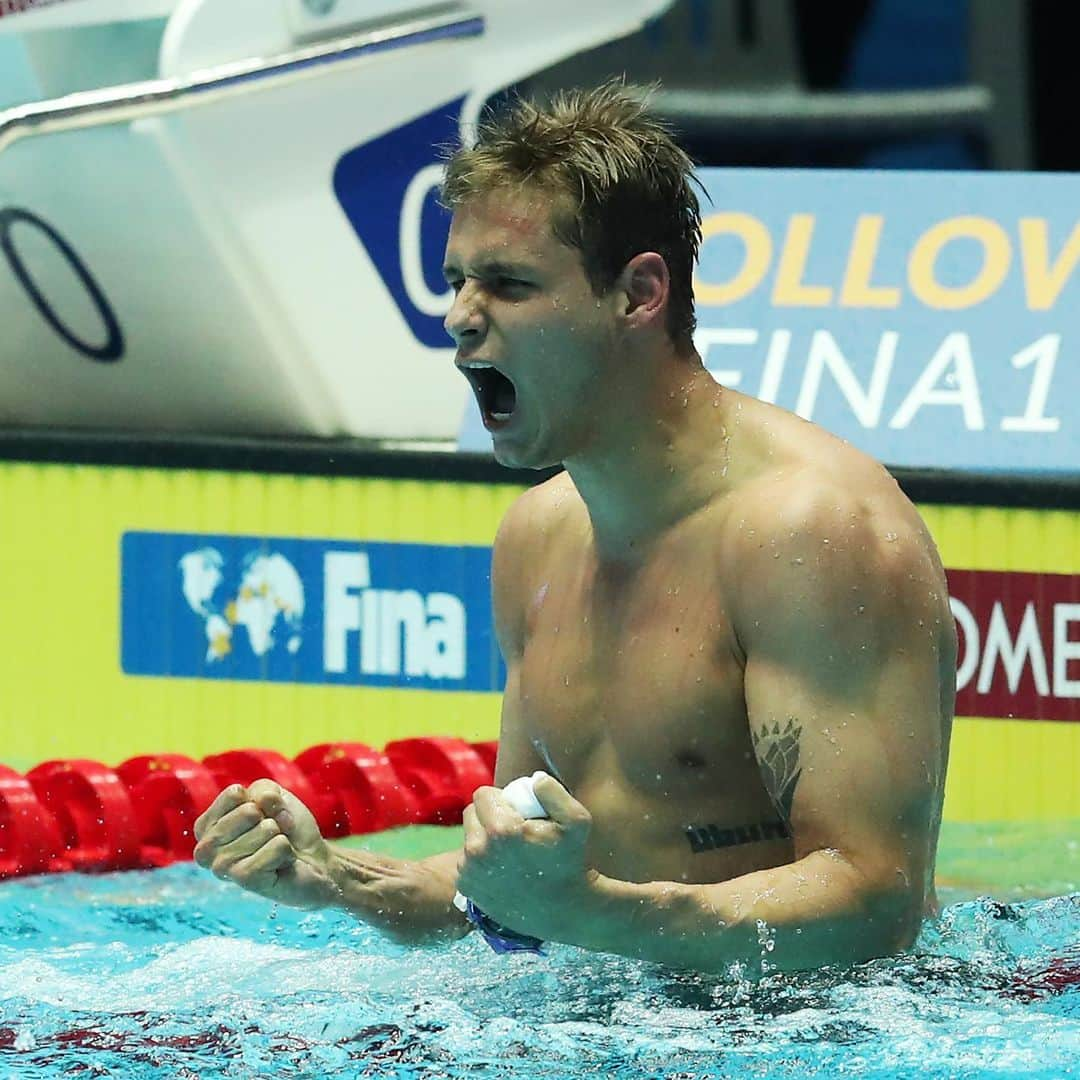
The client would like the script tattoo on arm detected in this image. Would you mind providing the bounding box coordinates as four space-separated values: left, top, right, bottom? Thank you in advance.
751 718 803 824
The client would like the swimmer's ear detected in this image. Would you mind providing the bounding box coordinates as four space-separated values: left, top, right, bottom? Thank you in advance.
617 252 669 330
532 773 589 827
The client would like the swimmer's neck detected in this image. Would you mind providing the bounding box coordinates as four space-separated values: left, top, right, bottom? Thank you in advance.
562 356 737 563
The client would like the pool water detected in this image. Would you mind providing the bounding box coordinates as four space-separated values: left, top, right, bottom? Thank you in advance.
0 824 1077 1079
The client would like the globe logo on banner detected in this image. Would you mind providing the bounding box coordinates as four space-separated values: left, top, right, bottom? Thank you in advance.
178 548 305 664
121 532 502 691
333 98 463 347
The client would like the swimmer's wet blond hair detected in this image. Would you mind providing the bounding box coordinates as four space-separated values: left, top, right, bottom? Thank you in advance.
441 81 703 350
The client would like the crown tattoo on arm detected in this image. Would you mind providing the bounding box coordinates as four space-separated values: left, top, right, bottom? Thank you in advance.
751 718 803 824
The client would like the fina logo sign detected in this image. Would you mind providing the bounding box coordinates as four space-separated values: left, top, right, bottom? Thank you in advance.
120 531 502 691
333 98 463 348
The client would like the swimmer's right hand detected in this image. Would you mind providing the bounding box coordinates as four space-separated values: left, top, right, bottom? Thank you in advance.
192 781 339 911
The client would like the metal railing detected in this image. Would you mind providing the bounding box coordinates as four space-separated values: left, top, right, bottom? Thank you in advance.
0 6 483 155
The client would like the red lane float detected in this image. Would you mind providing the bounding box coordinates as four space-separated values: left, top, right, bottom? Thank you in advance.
293 742 419 836
26 760 142 871
0 737 499 878
384 737 492 825
0 764 69 877
116 754 221 866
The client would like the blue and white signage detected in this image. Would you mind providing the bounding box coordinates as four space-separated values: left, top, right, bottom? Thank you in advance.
459 167 1080 475
334 98 461 349
121 532 502 690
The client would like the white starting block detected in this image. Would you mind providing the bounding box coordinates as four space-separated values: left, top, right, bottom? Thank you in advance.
0 0 673 439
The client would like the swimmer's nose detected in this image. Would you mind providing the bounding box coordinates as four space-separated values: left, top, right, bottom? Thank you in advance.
444 283 486 347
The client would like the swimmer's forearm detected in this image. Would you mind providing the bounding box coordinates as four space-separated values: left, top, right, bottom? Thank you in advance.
564 853 917 973
324 847 471 945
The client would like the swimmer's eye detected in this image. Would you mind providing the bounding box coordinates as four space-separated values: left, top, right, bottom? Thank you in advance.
444 275 533 297
489 277 535 300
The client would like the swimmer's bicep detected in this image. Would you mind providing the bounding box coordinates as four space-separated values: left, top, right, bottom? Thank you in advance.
490 482 553 663
740 560 945 875
488 484 561 787
492 662 547 787
744 648 938 824
742 656 938 908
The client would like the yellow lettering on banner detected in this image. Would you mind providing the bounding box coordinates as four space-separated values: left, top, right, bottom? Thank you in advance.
1019 218 1080 311
773 214 832 307
908 216 1011 310
694 212 771 305
840 215 901 308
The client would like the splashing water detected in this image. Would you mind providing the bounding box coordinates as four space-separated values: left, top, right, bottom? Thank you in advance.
0 836 1076 1079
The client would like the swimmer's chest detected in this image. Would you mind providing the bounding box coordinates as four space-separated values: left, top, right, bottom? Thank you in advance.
516 546 750 796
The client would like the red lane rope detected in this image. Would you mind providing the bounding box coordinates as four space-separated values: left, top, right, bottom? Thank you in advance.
0 738 498 878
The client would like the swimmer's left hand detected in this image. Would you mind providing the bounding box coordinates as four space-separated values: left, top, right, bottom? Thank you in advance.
457 774 597 944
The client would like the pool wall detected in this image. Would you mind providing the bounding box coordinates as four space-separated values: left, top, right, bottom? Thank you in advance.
0 430 1077 824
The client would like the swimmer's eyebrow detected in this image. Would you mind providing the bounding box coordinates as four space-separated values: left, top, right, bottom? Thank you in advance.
442 258 534 282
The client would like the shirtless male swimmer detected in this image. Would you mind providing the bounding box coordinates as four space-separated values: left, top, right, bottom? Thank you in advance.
193 84 956 973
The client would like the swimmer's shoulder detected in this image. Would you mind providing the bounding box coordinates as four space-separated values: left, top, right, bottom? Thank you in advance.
726 441 948 627
727 394 922 543
493 470 580 558
735 446 925 560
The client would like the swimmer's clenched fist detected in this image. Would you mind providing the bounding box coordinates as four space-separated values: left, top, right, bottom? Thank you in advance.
192 781 338 910
193 783 468 941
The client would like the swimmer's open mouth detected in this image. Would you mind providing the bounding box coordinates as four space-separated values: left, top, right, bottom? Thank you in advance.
458 361 517 427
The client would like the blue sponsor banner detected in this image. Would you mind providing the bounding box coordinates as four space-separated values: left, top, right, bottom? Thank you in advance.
333 97 462 348
121 532 502 691
459 167 1080 474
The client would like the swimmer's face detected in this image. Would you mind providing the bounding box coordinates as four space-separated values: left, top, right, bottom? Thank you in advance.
443 187 624 469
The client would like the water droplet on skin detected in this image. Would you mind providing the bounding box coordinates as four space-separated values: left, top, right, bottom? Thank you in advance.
791 557 804 566
855 605 865 614
884 532 898 542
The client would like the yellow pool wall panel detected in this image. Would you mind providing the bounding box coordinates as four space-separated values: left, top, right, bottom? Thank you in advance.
0 461 516 772
0 459 1077 823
